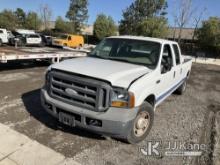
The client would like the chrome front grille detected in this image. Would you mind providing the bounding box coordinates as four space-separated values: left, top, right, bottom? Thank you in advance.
48 69 111 111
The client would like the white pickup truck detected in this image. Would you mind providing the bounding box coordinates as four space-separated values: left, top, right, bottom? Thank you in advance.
41 36 192 143
0 28 8 46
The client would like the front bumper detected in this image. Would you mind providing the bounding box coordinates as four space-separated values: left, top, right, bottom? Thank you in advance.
41 88 139 138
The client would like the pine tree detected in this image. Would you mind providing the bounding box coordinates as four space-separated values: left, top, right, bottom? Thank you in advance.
66 0 88 33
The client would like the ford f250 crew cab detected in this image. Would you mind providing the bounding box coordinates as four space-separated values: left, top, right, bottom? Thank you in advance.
41 36 192 144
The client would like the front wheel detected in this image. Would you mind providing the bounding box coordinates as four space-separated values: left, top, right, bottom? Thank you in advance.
126 102 154 144
0 39 2 46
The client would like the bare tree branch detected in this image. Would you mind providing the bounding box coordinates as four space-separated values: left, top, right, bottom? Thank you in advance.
192 7 207 41
39 4 52 30
172 0 195 43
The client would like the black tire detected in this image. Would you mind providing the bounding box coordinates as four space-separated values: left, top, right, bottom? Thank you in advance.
0 39 2 46
126 102 154 144
175 80 187 95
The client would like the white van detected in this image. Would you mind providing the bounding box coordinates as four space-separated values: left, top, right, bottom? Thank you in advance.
0 28 8 46
25 34 42 46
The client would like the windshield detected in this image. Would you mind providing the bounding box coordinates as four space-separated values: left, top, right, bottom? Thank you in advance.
58 35 68 40
89 38 161 69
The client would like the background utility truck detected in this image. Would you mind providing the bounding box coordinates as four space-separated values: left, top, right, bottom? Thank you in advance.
41 36 192 144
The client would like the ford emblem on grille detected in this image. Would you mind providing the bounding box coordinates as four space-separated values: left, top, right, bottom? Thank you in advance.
65 88 78 96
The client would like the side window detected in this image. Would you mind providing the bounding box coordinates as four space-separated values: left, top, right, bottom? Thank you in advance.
172 44 181 65
0 30 3 33
161 44 173 74
68 36 71 41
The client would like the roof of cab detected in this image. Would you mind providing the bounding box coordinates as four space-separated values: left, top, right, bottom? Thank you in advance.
107 35 178 45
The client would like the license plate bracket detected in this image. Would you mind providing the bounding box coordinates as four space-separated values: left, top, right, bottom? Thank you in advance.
59 112 75 127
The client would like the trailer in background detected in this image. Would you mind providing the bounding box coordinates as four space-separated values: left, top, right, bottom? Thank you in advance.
0 46 90 64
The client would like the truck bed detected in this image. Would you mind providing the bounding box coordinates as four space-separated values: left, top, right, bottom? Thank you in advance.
0 46 88 63
184 58 192 63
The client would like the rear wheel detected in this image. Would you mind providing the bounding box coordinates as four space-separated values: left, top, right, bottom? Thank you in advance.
126 102 154 144
0 39 2 46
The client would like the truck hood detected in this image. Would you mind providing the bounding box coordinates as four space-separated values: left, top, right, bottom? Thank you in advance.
51 57 152 88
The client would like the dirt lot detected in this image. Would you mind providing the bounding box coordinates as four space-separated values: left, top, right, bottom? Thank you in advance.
0 62 219 165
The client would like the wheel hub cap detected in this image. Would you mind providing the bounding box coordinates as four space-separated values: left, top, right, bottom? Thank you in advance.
136 118 147 129
134 112 150 137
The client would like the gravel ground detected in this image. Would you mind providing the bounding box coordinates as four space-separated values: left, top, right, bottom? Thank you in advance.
0 62 219 165
213 112 220 165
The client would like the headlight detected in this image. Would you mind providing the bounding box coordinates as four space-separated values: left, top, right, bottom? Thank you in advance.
111 88 135 108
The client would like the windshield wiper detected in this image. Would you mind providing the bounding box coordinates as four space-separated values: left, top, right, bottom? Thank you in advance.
89 56 150 67
108 58 136 64
108 57 153 68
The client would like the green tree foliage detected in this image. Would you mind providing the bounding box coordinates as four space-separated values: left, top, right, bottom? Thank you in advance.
66 0 88 33
14 8 26 28
136 17 168 38
55 16 74 33
0 10 18 30
93 14 117 40
119 0 168 36
0 9 42 30
24 12 42 30
196 17 220 57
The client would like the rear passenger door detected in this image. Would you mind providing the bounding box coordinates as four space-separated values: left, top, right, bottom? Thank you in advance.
172 44 183 83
